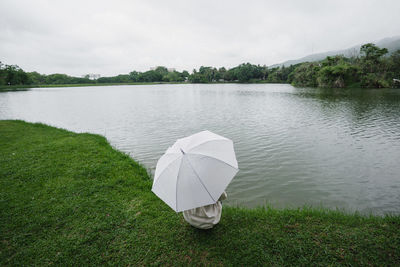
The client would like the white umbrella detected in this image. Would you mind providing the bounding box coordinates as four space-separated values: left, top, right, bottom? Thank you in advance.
152 130 239 212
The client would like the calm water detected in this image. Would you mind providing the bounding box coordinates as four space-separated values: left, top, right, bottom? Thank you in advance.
1 84 399 215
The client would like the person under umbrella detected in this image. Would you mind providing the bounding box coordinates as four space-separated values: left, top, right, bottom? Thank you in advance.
152 130 239 229
182 191 227 229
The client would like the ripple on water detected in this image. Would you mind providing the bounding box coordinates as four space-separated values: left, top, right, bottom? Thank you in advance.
1 84 400 215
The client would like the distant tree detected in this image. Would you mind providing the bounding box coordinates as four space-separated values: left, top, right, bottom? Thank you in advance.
199 66 217 82
0 61 5 85
388 50 400 85
140 70 163 82
114 74 131 83
266 67 280 83
27 72 46 84
188 66 217 83
155 66 168 76
233 63 262 82
218 67 227 81
129 71 140 82
225 67 238 81
360 43 388 64
317 63 359 88
163 71 182 82
389 50 400 73
3 64 30 85
188 69 199 83
291 62 320 87
260 65 268 80
181 70 189 81
315 56 359 88
359 43 389 87
234 63 252 82
45 74 72 84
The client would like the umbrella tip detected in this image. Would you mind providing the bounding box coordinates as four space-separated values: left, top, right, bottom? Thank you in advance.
180 148 185 154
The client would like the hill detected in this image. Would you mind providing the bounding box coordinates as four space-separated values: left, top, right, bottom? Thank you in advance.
271 36 400 68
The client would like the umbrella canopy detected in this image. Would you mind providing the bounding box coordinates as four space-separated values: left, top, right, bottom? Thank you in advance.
152 130 239 212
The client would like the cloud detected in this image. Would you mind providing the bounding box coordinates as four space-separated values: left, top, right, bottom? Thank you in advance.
1 0 399 76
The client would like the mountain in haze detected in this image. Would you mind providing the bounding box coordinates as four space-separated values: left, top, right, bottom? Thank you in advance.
271 36 400 68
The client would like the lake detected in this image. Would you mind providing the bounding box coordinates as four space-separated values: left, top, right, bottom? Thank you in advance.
1 83 399 215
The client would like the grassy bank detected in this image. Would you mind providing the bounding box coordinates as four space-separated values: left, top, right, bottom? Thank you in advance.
0 85 32 92
0 120 399 265
0 82 186 92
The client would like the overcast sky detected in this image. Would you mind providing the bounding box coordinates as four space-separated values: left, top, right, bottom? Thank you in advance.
1 0 399 76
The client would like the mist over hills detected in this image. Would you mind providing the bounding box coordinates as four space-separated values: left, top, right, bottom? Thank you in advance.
271 36 400 68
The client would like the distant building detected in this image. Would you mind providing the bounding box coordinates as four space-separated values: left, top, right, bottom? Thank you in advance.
83 74 101 80
394 78 400 88
150 66 175 72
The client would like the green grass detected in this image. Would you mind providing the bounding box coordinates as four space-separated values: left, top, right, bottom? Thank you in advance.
1 120 399 266
0 82 186 92
0 85 32 92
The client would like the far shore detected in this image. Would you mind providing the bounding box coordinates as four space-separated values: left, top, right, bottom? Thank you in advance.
0 82 185 91
0 80 323 92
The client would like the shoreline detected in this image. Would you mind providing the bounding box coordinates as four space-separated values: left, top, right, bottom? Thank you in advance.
0 82 186 92
2 81 394 93
0 81 282 91
0 81 287 92
1 120 399 265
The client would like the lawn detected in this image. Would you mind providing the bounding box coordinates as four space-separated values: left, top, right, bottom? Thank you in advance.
0 120 399 265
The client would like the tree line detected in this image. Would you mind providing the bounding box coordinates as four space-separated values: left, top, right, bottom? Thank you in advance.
1 43 399 88
0 62 95 86
290 43 400 88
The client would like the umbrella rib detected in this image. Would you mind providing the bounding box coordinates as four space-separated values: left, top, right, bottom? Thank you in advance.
175 157 185 212
186 156 217 203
